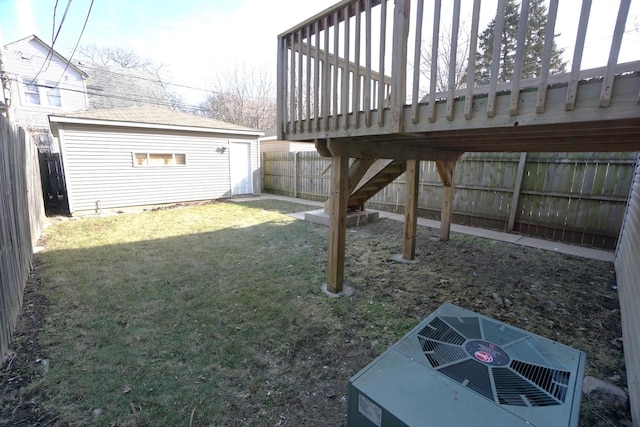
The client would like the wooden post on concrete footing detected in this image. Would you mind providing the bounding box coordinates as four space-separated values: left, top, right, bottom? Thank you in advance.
436 160 456 241
402 159 420 259
327 156 349 293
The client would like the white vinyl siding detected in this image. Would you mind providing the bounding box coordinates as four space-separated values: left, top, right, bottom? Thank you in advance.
260 139 316 153
4 38 87 131
57 125 259 213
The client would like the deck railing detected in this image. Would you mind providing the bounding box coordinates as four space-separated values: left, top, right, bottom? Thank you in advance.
277 0 638 141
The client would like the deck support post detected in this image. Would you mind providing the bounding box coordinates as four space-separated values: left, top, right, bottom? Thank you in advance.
402 160 420 260
327 155 349 294
436 160 456 241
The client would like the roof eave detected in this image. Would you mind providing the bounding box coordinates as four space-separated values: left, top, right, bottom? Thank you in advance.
48 115 264 137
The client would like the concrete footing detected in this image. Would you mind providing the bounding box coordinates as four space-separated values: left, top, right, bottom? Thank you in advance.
304 209 379 227
321 283 354 298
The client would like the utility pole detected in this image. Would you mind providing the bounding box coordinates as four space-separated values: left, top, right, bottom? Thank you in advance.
0 25 11 120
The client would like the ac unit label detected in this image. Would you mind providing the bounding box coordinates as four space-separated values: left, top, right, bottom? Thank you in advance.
465 340 510 366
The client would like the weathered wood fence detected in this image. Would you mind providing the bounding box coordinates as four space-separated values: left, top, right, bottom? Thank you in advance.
262 151 638 249
0 114 45 359
614 153 640 423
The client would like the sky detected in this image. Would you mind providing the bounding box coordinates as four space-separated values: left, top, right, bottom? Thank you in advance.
0 0 338 104
1 0 639 107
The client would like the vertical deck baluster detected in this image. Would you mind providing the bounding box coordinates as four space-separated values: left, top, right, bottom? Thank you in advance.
333 11 340 130
306 27 312 132
509 0 529 116
390 0 410 133
365 0 373 127
464 0 481 120
342 5 351 130
298 29 304 133
353 1 362 128
377 0 388 128
600 0 631 107
411 0 424 124
428 0 442 123
290 33 297 133
323 16 331 131
277 36 287 139
314 21 320 131
536 0 559 113
487 0 506 118
566 0 592 111
446 0 461 121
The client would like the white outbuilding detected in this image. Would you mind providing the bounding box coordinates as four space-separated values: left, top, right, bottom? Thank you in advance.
49 105 263 214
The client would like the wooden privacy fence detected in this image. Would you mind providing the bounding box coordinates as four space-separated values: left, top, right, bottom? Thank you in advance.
0 115 45 359
614 153 640 423
262 151 637 249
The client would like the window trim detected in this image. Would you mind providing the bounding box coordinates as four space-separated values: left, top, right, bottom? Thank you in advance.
22 78 41 105
44 81 62 107
132 152 187 167
20 78 63 108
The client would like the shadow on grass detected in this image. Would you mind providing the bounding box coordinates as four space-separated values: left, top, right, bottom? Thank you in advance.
1 200 629 426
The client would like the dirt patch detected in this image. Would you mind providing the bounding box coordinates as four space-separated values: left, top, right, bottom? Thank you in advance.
0 260 58 426
0 215 630 426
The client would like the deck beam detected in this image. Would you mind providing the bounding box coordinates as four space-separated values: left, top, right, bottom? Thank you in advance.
325 138 462 161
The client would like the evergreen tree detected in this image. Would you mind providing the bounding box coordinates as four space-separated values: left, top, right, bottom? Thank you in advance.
474 0 567 85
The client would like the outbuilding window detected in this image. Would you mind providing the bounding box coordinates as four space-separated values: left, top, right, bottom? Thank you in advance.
134 153 186 166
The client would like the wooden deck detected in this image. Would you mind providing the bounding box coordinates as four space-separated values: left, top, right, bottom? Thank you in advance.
277 1 640 422
277 0 640 155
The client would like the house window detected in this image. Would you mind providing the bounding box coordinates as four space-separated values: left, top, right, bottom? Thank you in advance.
134 153 186 166
22 79 41 105
21 79 63 107
45 82 62 107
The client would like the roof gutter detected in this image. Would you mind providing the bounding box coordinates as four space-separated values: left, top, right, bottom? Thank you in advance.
48 115 264 137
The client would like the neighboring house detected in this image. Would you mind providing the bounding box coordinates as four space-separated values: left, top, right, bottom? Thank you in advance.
49 105 263 214
2 35 88 152
259 127 316 153
74 62 170 109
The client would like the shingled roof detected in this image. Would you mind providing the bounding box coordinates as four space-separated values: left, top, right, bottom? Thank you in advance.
49 105 261 134
76 62 170 110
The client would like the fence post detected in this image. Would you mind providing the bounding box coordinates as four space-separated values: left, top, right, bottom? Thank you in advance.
293 151 298 198
507 152 528 232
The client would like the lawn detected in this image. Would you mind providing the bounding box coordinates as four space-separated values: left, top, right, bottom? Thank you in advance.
0 198 627 426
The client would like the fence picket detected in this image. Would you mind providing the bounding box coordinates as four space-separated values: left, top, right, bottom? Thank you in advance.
0 116 45 359
262 151 637 249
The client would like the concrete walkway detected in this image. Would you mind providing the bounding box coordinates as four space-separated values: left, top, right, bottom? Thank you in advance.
238 194 615 262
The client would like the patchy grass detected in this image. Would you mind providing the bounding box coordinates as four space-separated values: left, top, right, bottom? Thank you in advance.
0 199 628 426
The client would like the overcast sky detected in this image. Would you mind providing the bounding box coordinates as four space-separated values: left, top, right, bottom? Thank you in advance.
1 0 638 107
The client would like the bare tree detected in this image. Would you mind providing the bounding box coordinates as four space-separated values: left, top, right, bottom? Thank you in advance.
419 23 470 96
200 65 277 130
77 43 164 75
76 44 195 111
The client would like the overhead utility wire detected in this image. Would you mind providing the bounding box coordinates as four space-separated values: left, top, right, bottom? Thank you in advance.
57 0 95 86
30 0 73 84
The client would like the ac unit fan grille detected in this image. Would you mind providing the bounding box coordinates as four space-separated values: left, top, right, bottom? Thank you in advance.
417 316 571 407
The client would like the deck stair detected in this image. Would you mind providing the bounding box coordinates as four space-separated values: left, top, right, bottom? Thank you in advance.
324 159 406 211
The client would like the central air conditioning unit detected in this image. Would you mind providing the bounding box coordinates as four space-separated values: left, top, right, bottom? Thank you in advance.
348 303 585 427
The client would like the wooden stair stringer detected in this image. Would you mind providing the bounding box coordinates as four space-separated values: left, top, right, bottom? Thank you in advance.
324 159 407 211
